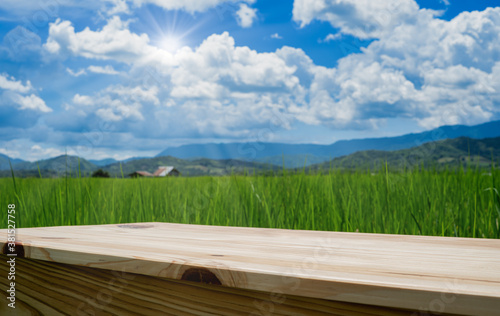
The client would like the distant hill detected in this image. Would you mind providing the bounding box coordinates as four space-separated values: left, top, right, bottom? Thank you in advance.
88 157 148 167
156 120 500 167
122 157 148 163
255 154 330 168
12 155 97 175
0 154 25 170
4 154 277 178
309 137 500 171
88 158 118 167
0 169 61 178
102 156 278 177
2 120 500 176
326 120 500 158
156 142 330 164
3 137 499 178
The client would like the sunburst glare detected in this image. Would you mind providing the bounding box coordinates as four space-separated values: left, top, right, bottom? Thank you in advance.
145 9 203 53
157 33 184 52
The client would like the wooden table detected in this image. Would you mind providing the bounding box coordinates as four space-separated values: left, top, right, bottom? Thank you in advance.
1 222 499 315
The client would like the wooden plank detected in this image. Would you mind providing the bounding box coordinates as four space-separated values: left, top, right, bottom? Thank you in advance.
0 256 427 316
1 222 499 315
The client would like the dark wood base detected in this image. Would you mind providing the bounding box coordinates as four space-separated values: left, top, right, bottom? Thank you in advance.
0 255 424 316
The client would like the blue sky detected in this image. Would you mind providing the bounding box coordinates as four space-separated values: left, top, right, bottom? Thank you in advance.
0 0 499 161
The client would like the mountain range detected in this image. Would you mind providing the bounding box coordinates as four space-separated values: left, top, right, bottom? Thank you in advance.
0 154 24 170
1 120 499 177
309 136 500 172
155 120 500 167
0 155 277 178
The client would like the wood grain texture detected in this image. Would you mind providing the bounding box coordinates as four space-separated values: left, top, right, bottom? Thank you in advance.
0 256 423 316
1 222 499 315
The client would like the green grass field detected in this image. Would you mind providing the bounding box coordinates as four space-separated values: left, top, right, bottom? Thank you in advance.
1 167 499 238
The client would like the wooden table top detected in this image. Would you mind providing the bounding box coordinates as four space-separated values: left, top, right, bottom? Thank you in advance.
2 222 499 315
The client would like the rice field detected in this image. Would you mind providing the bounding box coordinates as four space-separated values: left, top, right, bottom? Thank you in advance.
1 167 499 238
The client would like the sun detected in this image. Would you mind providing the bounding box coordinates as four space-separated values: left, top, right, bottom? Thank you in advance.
146 10 202 53
145 10 201 54
158 34 184 53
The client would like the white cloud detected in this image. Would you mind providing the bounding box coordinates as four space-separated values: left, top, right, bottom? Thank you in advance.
0 73 33 93
288 2 500 129
271 33 282 39
67 65 120 77
93 96 144 121
236 4 257 28
45 7 500 137
96 108 125 121
175 32 298 89
0 0 88 16
65 85 159 123
44 17 172 65
51 31 300 137
106 0 130 14
106 85 160 105
11 94 52 113
30 145 68 160
0 73 51 115
73 94 94 106
131 0 255 14
293 0 426 39
88 65 120 75
323 33 341 42
3 26 42 60
66 68 87 77
0 0 256 16
0 148 20 158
